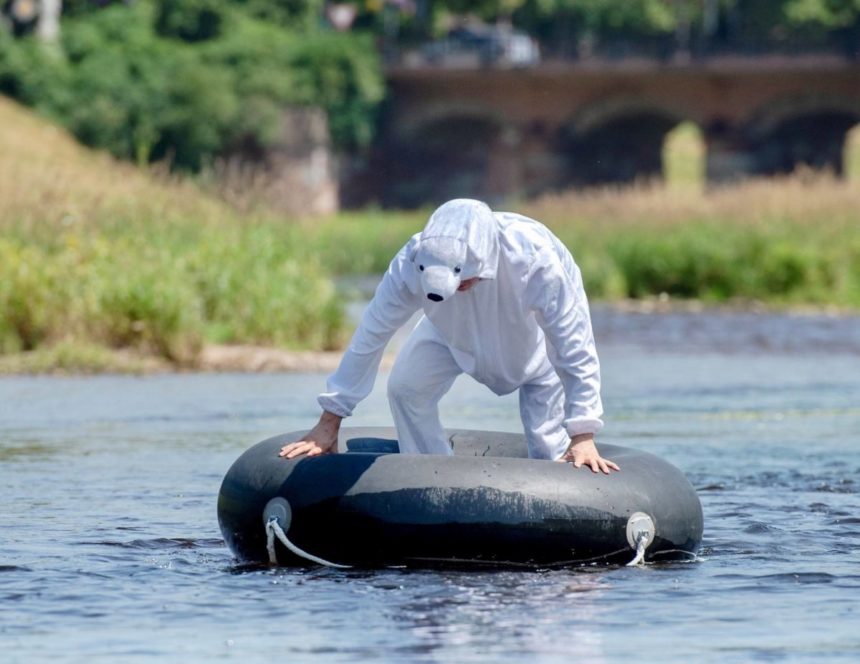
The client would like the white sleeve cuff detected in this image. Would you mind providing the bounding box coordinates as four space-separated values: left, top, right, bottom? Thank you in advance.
317 395 353 419
564 417 604 437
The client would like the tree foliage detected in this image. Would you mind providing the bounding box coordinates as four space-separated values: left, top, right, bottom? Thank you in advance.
0 0 382 170
784 0 860 30
1 0 856 172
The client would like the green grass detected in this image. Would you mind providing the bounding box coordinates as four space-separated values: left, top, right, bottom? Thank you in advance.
0 96 347 369
536 174 860 308
2 96 859 373
307 209 425 276
0 340 156 375
306 172 860 310
304 122 860 310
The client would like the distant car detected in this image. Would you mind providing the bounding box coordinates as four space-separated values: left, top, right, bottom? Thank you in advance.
422 24 540 67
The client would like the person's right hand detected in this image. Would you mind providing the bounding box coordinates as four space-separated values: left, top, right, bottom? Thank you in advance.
279 411 342 459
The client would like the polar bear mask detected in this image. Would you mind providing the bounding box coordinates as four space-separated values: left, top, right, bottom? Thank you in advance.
411 199 500 303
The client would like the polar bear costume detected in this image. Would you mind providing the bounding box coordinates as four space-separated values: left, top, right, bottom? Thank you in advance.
318 199 603 460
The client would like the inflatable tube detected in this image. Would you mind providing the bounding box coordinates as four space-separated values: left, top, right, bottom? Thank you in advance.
218 427 703 568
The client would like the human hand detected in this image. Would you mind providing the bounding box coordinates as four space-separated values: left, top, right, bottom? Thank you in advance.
559 434 620 474
278 411 342 459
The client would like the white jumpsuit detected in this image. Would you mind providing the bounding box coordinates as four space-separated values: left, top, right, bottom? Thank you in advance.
318 199 604 460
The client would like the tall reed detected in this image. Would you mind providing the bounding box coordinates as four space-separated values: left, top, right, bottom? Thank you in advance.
307 173 860 309
2 96 858 374
0 97 346 366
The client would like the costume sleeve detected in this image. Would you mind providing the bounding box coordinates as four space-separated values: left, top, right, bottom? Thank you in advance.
318 237 422 417
524 249 604 436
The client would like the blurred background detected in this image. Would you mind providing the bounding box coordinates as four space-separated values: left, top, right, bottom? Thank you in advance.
1 1 858 370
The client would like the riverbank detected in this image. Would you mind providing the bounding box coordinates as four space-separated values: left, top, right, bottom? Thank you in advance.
3 301 857 375
0 342 350 375
0 97 348 363
3 97 860 374
311 173 860 307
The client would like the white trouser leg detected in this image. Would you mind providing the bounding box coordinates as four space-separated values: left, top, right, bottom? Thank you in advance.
518 366 570 460
387 318 462 455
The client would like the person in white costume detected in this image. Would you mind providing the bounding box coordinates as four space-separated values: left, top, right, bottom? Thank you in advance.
281 199 619 473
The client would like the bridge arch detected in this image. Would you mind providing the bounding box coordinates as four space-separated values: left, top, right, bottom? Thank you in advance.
372 63 860 205
745 94 860 176
391 101 510 142
384 105 518 207
560 98 693 186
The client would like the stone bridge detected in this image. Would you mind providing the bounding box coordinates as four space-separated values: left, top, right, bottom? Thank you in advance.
359 57 860 207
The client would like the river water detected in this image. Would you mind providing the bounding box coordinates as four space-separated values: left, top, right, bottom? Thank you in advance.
2 308 859 662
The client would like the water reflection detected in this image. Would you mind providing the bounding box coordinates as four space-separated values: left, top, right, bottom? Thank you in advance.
387 571 602 658
256 568 616 662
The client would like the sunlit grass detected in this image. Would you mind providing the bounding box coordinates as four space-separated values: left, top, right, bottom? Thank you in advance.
2 95 859 372
0 340 156 374
309 173 860 308
0 97 346 366
500 173 860 306
663 121 706 190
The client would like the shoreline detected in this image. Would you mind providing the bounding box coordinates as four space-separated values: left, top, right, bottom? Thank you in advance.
1 299 858 376
596 296 860 318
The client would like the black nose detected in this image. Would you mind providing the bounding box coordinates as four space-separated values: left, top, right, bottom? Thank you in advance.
427 293 443 302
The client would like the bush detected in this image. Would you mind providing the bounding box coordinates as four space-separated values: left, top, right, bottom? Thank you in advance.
227 0 323 30
1 0 383 171
0 96 353 370
606 226 830 302
199 16 384 151
0 240 56 352
191 227 346 350
156 0 226 42
95 250 205 364
0 228 346 366
286 31 384 149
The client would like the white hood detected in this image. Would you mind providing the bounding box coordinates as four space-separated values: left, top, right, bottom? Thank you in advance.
410 199 500 302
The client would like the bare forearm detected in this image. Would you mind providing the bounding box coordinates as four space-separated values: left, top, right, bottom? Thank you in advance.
317 410 343 435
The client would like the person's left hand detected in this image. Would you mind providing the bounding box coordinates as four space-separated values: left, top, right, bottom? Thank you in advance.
559 434 620 474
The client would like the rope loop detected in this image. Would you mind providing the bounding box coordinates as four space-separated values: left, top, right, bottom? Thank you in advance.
626 531 649 567
265 515 351 569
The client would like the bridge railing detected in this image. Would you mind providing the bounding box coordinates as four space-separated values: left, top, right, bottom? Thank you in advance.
383 32 860 69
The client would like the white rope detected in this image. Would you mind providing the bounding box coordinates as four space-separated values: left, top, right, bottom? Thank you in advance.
265 517 278 564
265 516 351 569
626 532 649 567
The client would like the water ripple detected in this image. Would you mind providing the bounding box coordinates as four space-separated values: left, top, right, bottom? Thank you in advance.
73 537 224 551
2 350 859 663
